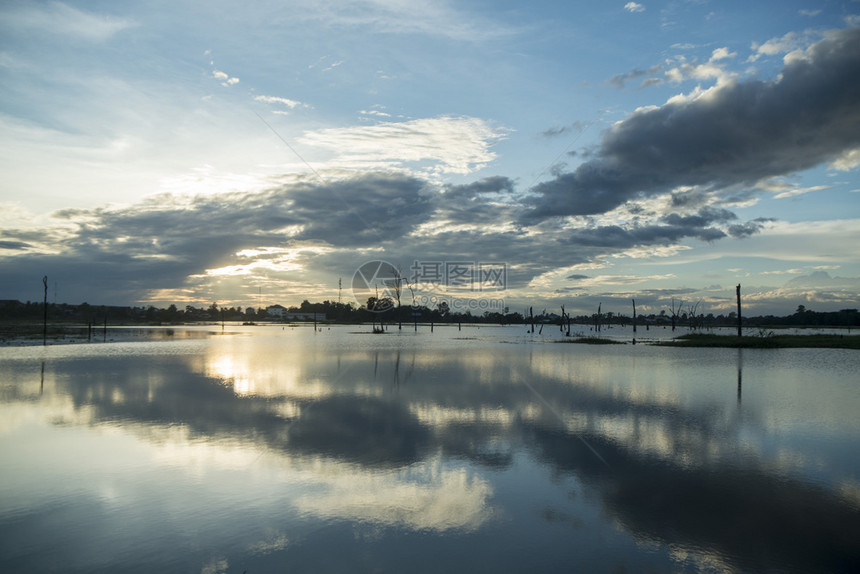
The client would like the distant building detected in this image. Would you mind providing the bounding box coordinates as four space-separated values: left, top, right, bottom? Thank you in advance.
287 312 326 322
265 305 325 321
266 304 288 319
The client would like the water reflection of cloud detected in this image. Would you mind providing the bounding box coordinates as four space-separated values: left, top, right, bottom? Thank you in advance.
4 339 859 572
146 432 494 533
206 353 331 399
293 457 494 532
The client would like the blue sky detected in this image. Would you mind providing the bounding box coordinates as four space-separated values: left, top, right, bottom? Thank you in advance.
1 0 859 316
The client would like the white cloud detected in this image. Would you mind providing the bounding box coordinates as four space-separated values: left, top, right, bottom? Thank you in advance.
212 70 240 86
0 2 135 42
360 109 392 118
255 95 303 109
308 0 518 43
709 219 860 264
663 53 736 88
710 47 736 61
748 30 820 62
292 459 493 532
773 184 831 199
625 2 645 13
829 148 860 171
298 116 510 176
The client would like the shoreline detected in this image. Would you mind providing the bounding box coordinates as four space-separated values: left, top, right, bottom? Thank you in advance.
2 323 858 349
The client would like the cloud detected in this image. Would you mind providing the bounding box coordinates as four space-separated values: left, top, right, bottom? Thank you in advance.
255 95 303 109
749 30 818 62
360 109 392 118
0 2 135 42
0 173 436 304
0 240 33 251
522 26 860 222
772 185 831 199
212 70 240 86
299 116 509 176
609 65 664 89
743 271 860 310
829 148 860 171
660 206 737 228
305 0 519 43
443 176 515 198
624 2 645 13
562 223 726 248
727 218 774 238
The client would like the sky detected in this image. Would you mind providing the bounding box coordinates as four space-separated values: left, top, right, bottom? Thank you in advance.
1 0 859 317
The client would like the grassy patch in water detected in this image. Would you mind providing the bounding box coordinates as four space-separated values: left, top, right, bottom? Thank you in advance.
658 333 860 349
556 337 625 345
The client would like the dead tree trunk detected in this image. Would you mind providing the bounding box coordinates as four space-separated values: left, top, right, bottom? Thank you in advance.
669 297 683 332
632 299 637 334
42 275 48 346
736 284 742 337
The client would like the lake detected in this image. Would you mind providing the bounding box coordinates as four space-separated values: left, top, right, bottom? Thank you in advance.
1 324 858 573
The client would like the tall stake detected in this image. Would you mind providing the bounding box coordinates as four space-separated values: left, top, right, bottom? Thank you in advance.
736 284 742 337
42 275 48 346
560 305 565 332
631 299 637 333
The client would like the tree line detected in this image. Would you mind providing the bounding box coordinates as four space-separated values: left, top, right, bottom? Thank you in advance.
1 299 857 328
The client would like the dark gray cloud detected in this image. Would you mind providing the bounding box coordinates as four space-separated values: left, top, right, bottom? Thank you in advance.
660 206 737 228
562 223 726 248
0 240 32 250
288 174 434 244
443 176 515 198
522 26 860 222
0 173 437 304
728 217 775 238
541 121 588 138
608 64 663 89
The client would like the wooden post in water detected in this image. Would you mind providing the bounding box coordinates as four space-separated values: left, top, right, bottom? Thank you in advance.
560 305 565 332
632 299 637 334
736 284 742 337
42 275 48 346
529 306 534 333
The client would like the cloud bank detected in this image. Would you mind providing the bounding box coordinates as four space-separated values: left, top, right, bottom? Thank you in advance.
522 26 860 221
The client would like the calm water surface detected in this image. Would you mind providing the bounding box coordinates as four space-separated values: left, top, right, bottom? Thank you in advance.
1 325 858 573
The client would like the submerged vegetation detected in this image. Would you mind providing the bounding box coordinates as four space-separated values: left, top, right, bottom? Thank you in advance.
555 337 624 345
660 333 860 350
